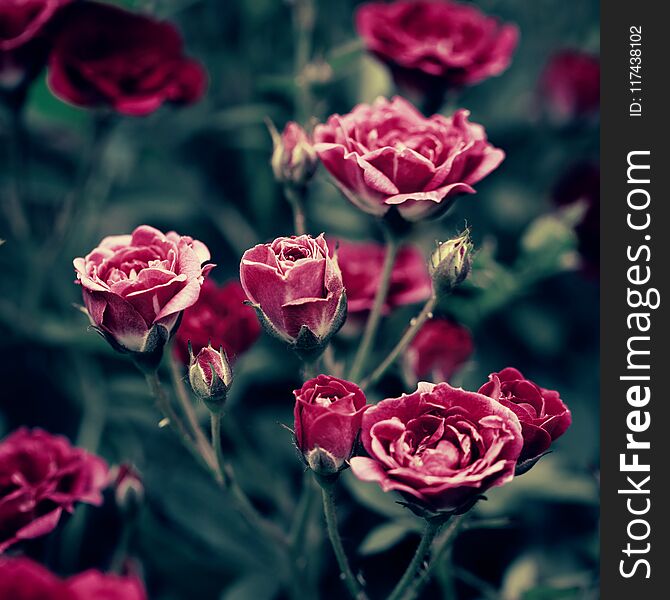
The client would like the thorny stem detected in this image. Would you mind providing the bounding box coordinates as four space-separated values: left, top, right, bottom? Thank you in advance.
362 294 438 389
348 226 398 382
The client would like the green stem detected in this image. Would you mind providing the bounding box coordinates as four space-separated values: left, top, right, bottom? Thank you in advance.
387 519 443 600
349 227 398 382
292 0 316 122
402 516 465 600
362 294 438 389
284 184 307 235
288 474 319 599
320 483 369 600
168 349 217 468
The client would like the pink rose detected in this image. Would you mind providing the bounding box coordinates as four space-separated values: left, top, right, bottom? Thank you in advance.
240 234 346 356
270 121 318 187
0 0 70 94
74 225 212 368
0 558 146 600
313 96 504 221
350 382 522 513
539 50 600 121
355 1 518 93
48 2 207 116
405 318 473 383
0 428 108 553
294 375 369 475
188 345 232 409
479 368 571 466
174 279 261 365
330 239 431 314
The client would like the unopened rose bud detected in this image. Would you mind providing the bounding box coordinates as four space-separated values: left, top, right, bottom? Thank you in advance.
268 120 318 187
429 230 473 294
111 464 144 517
188 345 232 411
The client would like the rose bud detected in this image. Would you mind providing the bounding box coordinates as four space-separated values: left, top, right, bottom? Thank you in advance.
404 317 473 384
329 238 432 316
313 97 504 222
479 367 571 472
173 278 261 366
110 464 144 517
293 375 368 477
0 0 70 101
0 428 108 553
539 50 600 122
240 234 347 359
429 230 474 294
0 557 147 600
355 1 518 106
268 120 318 188
47 1 207 116
74 225 213 372
350 382 522 516
188 345 232 411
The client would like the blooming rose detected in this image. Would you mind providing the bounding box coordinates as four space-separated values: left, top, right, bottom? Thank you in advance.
355 1 518 93
48 2 206 116
174 279 260 365
269 121 318 187
539 50 600 120
405 318 473 383
350 382 522 513
294 375 368 474
313 96 504 221
0 558 146 600
479 368 571 464
331 239 431 314
74 225 212 367
0 0 70 93
0 428 108 553
240 234 346 355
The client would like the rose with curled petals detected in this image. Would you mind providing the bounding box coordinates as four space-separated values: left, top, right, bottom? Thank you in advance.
479 368 571 470
313 96 504 222
74 225 213 370
240 234 346 358
350 382 522 514
0 428 108 553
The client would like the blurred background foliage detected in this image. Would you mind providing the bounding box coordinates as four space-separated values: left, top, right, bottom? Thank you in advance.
0 0 598 598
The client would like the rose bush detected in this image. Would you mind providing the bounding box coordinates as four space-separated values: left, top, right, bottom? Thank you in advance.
331 239 431 314
48 1 206 115
294 375 368 474
0 428 108 553
355 0 518 93
173 279 260 365
479 367 571 464
240 234 346 355
0 557 146 600
405 317 473 383
74 225 212 366
313 96 504 221
350 382 522 512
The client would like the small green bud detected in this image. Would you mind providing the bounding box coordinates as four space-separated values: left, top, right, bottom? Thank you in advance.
188 344 232 412
429 230 474 294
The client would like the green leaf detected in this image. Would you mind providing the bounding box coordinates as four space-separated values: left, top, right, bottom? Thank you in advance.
342 471 411 520
220 574 279 600
358 520 419 555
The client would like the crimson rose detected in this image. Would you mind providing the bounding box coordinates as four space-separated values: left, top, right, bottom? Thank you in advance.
479 368 571 464
313 96 504 221
539 50 600 121
355 1 518 93
350 382 522 513
405 318 473 383
0 0 69 94
240 234 346 356
0 428 108 553
48 2 206 116
74 225 212 368
174 279 261 365
331 239 431 314
0 558 146 600
294 375 368 474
